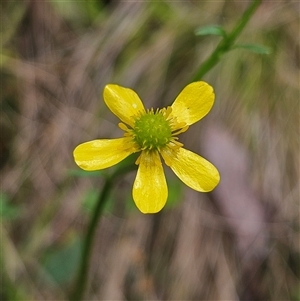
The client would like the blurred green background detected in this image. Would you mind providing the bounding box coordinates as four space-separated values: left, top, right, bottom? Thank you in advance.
1 1 299 300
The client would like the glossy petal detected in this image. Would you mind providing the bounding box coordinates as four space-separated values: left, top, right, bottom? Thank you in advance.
161 147 220 192
133 151 168 214
103 84 145 127
171 81 215 129
73 138 137 171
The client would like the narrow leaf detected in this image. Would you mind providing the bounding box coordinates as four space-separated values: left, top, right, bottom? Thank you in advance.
195 25 227 37
234 43 272 54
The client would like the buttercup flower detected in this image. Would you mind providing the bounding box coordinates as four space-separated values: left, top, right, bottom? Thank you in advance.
73 82 220 213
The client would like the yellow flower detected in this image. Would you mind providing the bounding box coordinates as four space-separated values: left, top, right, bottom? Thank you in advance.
73 82 220 214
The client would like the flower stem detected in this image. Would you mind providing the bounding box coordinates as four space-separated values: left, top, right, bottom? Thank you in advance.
69 159 137 301
192 0 262 81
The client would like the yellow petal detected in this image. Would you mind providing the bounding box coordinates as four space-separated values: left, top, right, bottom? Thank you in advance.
103 84 146 128
161 147 220 192
171 81 215 129
73 138 137 171
133 151 168 214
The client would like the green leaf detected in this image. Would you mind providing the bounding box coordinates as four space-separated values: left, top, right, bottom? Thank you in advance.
194 25 227 37
0 193 22 220
234 43 272 54
42 238 82 284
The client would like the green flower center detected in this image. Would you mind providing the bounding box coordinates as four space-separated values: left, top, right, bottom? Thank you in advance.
133 110 172 150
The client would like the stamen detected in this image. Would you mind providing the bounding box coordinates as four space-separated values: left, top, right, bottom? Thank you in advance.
135 155 141 165
168 140 183 149
162 106 173 120
118 122 131 132
172 125 189 135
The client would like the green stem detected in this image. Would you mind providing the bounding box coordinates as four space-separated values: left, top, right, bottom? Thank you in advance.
69 162 137 301
69 179 111 301
192 0 261 81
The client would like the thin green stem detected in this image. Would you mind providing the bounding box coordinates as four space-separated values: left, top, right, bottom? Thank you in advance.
69 179 112 301
69 162 137 301
192 0 261 81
